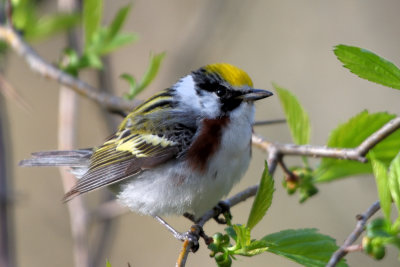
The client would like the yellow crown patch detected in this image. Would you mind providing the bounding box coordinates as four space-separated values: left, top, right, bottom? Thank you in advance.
204 63 253 88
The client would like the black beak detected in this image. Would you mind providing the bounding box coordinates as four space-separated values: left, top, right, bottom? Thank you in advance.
237 89 273 102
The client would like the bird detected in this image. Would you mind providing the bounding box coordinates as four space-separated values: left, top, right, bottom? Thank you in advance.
20 63 273 220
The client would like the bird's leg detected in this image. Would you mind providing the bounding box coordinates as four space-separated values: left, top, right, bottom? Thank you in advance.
213 200 232 224
153 215 200 252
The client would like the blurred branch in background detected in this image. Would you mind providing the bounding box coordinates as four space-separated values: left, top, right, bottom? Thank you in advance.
0 25 137 112
0 1 15 266
90 56 120 267
0 90 15 267
57 1 89 267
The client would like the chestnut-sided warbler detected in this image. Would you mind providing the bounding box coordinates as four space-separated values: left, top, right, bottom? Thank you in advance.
20 63 272 219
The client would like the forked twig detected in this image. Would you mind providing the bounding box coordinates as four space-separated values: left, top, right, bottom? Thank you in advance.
327 201 381 267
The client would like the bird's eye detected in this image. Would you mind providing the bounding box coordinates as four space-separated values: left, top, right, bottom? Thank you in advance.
216 87 227 97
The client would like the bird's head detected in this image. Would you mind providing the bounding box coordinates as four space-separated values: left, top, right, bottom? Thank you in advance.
174 63 273 119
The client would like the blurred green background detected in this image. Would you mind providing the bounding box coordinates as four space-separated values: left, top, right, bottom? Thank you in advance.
4 0 400 266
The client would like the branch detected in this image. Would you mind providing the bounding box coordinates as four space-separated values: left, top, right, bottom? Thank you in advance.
57 2 88 267
252 115 400 163
253 119 286 126
327 200 381 267
0 25 138 112
0 92 14 267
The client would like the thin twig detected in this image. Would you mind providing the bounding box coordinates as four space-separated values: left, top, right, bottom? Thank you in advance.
0 25 138 112
356 117 400 156
327 201 381 267
343 244 363 253
0 73 31 112
278 159 298 182
253 119 286 126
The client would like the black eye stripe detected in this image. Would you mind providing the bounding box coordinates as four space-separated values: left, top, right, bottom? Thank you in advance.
191 68 246 113
192 68 224 93
198 81 221 93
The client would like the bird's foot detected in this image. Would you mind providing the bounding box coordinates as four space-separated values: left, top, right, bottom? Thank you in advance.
213 200 232 224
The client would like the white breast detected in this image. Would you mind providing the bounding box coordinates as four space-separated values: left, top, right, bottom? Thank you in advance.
117 102 255 218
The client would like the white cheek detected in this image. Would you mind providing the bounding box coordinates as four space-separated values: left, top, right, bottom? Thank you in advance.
175 75 201 110
200 93 220 118
175 74 220 118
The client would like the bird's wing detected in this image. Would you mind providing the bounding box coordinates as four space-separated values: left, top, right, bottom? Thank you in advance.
63 88 198 201
63 127 195 201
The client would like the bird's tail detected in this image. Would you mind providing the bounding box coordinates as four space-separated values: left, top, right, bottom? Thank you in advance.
19 149 92 167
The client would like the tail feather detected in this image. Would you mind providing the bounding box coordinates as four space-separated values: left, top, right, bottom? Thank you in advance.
19 149 92 167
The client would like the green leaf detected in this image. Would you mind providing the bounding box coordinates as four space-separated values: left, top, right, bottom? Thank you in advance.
274 84 311 145
235 240 268 256
12 0 37 33
99 33 138 55
83 52 103 69
314 111 400 182
120 73 136 89
228 225 269 257
136 52 166 92
389 152 400 214
124 52 165 99
59 48 81 76
366 218 393 238
247 162 274 230
25 13 80 40
225 226 237 241
215 253 232 267
106 260 112 267
232 225 251 249
334 45 400 90
371 157 392 221
263 229 347 267
84 0 103 49
106 4 132 43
